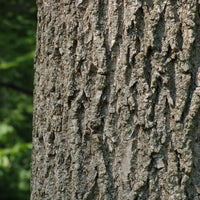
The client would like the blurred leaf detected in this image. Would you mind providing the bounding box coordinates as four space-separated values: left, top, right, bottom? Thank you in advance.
0 123 17 147
0 0 36 199
0 155 10 168
18 169 31 191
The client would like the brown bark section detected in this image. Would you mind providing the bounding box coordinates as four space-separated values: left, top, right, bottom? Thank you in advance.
31 1 200 199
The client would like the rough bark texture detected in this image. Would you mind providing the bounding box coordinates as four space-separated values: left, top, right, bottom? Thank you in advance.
31 0 200 199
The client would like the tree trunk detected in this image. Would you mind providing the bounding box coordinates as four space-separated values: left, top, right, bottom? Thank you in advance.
31 1 200 199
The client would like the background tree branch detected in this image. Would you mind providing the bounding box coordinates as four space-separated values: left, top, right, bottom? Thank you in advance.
0 81 32 96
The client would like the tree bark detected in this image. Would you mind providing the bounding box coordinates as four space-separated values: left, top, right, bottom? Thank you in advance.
31 1 200 199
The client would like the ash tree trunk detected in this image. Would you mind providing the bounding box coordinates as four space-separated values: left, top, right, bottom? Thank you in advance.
31 0 200 199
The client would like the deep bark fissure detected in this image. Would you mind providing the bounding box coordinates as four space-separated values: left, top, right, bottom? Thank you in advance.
125 46 132 86
180 66 198 123
153 7 166 52
180 6 200 123
144 46 153 87
149 76 163 122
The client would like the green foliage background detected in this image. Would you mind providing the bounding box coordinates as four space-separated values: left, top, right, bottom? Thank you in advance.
0 0 36 199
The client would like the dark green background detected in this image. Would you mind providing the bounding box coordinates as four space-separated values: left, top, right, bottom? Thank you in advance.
0 0 36 199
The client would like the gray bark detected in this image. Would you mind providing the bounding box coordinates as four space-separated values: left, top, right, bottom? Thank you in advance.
31 0 200 199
